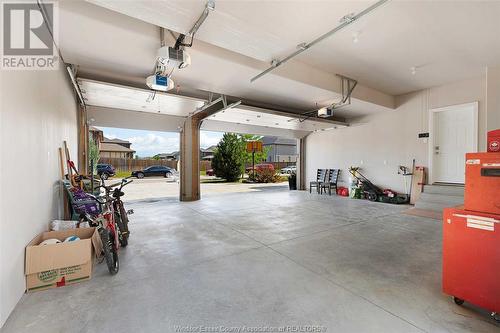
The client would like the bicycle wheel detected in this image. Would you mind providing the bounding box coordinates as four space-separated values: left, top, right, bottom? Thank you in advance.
119 204 130 238
99 228 119 275
114 212 128 248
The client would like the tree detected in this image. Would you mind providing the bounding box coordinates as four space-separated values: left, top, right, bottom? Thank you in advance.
88 136 100 174
211 133 244 182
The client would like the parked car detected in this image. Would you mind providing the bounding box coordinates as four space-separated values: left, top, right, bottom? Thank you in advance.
281 165 296 174
245 163 275 173
96 163 115 180
206 169 215 176
132 165 175 178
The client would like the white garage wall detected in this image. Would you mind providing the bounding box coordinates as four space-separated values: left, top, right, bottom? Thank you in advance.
305 76 487 193
0 66 78 327
487 66 500 131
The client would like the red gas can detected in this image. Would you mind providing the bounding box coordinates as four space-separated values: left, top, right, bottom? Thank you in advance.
442 207 500 317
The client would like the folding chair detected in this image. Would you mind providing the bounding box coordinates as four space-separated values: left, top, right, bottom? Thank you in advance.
310 169 327 194
321 169 340 195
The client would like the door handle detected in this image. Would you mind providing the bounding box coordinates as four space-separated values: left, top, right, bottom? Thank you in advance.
434 146 440 150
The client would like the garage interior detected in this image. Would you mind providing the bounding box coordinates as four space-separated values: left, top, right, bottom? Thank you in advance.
1 0 500 332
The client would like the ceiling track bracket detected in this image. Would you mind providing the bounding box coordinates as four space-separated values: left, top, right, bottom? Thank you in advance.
174 0 215 49
297 74 357 121
191 93 242 118
332 74 357 109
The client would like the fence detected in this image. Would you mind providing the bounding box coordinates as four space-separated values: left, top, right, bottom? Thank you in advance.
98 157 178 172
200 160 212 171
269 162 295 170
244 162 295 170
98 159 293 173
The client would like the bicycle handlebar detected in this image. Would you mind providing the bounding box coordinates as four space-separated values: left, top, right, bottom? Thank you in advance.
107 181 123 188
121 179 133 187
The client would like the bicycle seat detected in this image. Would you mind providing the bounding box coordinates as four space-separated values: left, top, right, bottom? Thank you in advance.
113 189 125 198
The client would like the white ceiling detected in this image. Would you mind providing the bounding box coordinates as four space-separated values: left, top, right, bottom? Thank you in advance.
87 0 500 95
87 0 370 63
60 1 391 119
297 1 500 95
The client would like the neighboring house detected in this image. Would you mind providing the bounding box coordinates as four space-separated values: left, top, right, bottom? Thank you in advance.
200 145 217 161
262 136 297 163
100 142 135 159
101 137 132 149
89 126 104 143
154 152 179 161
89 127 135 159
155 147 215 161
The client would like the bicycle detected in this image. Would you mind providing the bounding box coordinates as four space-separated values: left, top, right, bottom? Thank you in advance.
97 176 133 248
109 178 134 247
79 201 120 275
78 178 132 274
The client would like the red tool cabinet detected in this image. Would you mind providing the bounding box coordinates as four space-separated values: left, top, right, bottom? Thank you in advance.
488 129 500 152
442 207 500 318
464 152 500 215
443 142 500 321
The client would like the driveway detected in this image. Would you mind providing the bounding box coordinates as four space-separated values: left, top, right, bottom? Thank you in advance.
107 176 289 202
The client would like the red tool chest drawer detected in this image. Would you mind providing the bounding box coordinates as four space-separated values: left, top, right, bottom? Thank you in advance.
464 152 500 215
442 208 500 315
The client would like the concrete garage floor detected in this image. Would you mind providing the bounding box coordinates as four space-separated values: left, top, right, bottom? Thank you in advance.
3 191 499 333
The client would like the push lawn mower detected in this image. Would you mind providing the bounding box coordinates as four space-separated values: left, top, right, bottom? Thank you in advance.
348 167 409 204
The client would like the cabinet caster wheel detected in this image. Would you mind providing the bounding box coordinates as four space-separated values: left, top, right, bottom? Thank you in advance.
453 297 464 305
491 312 500 323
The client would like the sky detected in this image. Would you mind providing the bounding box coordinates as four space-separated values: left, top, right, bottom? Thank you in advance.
98 127 224 158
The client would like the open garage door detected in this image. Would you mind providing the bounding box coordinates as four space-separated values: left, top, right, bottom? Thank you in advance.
90 126 181 202
79 79 348 200
80 79 347 136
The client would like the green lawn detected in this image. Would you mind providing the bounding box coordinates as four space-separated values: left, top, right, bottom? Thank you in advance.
113 171 132 179
200 178 242 184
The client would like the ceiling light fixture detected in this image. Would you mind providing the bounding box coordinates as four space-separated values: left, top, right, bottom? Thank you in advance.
410 66 417 75
352 31 360 43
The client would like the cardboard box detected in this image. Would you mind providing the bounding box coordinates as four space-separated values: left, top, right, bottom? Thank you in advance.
25 227 102 292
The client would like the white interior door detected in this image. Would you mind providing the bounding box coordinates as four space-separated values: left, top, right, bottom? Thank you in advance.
432 103 477 184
